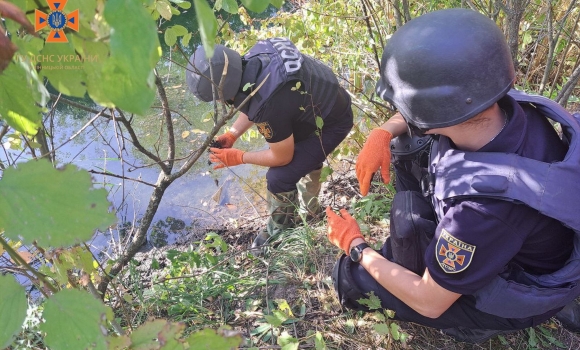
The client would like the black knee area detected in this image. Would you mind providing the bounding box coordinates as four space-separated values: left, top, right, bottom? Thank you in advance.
332 255 369 311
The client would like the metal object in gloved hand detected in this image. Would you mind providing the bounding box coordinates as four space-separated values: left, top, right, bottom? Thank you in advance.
215 131 237 148
297 168 323 223
251 190 298 249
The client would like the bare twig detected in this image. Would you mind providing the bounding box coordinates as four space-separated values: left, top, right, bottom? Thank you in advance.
87 170 156 187
114 109 169 174
0 235 56 295
154 72 176 172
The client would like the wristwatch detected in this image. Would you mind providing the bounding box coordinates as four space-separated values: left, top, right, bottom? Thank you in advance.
350 243 370 263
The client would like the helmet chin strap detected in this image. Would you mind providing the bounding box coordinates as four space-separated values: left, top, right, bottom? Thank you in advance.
407 122 430 138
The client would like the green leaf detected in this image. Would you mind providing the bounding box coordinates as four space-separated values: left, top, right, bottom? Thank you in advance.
130 319 185 349
194 0 218 58
250 323 271 336
320 166 333 182
102 0 161 115
314 331 326 350
277 331 299 350
0 275 27 349
0 160 117 247
156 0 173 20
71 35 114 108
0 61 46 136
275 299 293 317
527 328 538 347
53 254 76 285
185 328 242 350
357 291 382 310
27 141 42 148
373 311 386 322
177 1 191 9
373 323 390 336
12 34 44 58
172 25 188 36
63 246 96 274
264 310 288 327
538 326 566 348
241 0 270 13
315 116 324 129
67 0 97 27
182 33 192 46
222 0 238 14
40 41 87 98
165 27 178 46
106 334 131 350
390 323 400 340
149 257 160 270
270 0 283 8
41 289 113 350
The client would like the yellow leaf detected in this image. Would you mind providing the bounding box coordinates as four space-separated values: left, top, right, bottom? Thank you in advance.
190 129 206 134
9 240 22 250
181 130 190 139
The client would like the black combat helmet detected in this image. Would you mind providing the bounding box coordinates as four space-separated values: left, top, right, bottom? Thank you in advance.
186 44 243 102
375 8 515 129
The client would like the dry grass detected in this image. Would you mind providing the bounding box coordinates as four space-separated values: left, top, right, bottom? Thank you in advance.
130 162 580 349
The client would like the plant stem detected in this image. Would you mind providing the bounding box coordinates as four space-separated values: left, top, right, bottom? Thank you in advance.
0 235 58 294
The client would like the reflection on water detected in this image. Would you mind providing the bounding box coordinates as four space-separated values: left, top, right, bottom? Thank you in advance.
3 90 268 254
57 112 267 250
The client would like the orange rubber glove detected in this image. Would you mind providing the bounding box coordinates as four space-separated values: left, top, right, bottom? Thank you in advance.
215 131 237 148
355 128 393 196
209 147 245 169
326 207 364 255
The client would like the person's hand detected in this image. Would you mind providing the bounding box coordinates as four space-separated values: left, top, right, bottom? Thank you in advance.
215 131 237 148
209 148 245 169
356 128 393 196
326 207 364 255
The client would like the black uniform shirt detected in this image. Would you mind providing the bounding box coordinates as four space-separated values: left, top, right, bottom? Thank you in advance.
236 57 350 144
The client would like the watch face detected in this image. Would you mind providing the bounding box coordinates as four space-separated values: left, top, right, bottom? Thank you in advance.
350 247 361 262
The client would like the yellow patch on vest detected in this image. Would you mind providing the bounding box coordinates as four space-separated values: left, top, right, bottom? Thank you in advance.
256 122 274 140
436 228 476 273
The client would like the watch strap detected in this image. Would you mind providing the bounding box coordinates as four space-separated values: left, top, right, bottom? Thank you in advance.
354 242 370 252
350 242 370 262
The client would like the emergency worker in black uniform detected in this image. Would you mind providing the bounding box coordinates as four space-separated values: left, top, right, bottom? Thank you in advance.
326 9 580 342
187 38 353 249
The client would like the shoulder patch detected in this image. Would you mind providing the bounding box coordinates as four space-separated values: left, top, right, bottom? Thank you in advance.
436 229 476 274
256 122 274 140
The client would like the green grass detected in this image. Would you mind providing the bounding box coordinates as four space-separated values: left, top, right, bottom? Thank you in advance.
110 169 580 349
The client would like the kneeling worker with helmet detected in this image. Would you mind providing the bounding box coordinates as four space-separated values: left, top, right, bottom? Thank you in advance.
326 8 580 342
187 38 353 250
